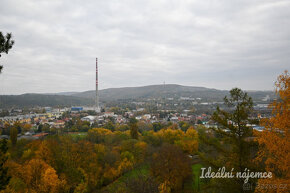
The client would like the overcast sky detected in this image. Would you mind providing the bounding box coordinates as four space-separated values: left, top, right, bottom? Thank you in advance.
0 0 289 94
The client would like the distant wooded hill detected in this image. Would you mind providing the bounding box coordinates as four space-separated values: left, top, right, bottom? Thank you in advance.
71 84 275 102
0 84 275 108
0 94 94 108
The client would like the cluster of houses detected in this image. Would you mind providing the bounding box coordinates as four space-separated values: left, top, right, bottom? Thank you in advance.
1 106 213 129
0 111 65 128
0 105 266 141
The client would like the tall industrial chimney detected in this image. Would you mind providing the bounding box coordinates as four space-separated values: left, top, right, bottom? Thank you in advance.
95 58 99 112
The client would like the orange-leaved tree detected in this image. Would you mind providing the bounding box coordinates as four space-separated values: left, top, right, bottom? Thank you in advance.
255 71 290 193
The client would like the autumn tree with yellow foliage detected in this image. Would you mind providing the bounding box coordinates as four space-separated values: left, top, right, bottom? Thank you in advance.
255 71 290 193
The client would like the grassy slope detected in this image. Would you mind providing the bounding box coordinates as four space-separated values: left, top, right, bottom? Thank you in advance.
101 165 149 192
101 163 204 193
192 164 203 190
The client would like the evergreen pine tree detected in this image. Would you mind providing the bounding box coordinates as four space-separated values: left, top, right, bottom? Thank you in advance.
0 32 15 73
199 88 256 192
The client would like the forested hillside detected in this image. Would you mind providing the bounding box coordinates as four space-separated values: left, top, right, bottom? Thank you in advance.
0 84 275 108
0 94 93 108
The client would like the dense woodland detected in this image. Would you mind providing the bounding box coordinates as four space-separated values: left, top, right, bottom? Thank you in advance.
1 122 199 193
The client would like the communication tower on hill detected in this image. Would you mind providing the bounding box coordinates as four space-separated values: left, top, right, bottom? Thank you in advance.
95 58 100 112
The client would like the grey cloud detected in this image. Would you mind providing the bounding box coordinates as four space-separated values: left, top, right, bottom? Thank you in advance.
0 0 289 94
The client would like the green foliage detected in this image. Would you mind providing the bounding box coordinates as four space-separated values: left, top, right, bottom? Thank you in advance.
199 88 256 192
129 117 138 124
9 139 30 161
120 139 138 153
87 128 113 144
178 121 190 131
123 172 159 193
152 122 162 132
109 107 124 115
13 121 22 134
100 165 153 193
0 139 10 190
143 131 162 147
129 118 139 140
104 121 115 131
197 120 203 125
116 124 130 131
0 32 15 73
10 126 18 146
6 177 26 192
111 131 130 144
192 164 203 191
